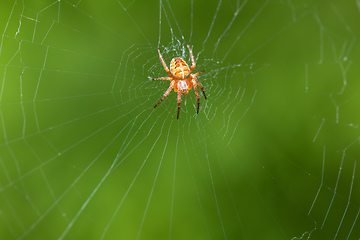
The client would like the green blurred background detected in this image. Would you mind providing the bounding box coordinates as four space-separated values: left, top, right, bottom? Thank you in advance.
0 0 359 239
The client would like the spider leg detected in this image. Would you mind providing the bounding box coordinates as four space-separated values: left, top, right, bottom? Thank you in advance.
192 71 207 99
177 86 181 119
152 77 173 81
154 81 175 108
193 70 204 77
158 48 172 77
196 80 207 99
191 80 200 114
187 45 196 73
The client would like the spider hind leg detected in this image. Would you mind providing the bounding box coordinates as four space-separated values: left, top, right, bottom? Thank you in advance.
177 90 181 119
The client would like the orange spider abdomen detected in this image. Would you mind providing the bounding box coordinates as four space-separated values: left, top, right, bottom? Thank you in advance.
170 57 190 79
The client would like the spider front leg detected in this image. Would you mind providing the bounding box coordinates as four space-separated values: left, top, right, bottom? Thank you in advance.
158 48 172 77
187 45 196 73
154 81 175 108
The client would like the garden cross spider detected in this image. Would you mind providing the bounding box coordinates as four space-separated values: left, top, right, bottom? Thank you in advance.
152 44 207 119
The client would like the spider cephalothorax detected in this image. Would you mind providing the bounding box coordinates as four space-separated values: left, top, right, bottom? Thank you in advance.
152 45 207 119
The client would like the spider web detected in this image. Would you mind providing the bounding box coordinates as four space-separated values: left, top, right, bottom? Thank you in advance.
0 0 359 239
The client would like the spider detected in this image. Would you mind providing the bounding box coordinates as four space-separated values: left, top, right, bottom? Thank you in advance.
152 44 207 119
